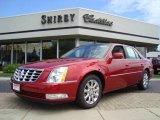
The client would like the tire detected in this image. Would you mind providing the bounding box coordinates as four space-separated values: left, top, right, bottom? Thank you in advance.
137 70 149 90
76 74 102 109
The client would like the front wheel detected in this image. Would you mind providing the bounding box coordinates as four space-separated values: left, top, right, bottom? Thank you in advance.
137 70 149 90
76 75 102 109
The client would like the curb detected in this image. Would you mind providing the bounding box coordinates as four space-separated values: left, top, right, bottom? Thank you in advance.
151 79 160 81
0 77 10 81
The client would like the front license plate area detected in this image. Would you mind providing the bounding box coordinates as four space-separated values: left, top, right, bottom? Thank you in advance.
13 83 20 92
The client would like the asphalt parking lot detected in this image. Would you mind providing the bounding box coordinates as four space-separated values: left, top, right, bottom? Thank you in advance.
0 78 160 120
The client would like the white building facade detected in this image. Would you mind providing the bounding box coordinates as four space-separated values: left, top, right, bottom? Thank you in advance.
0 8 159 65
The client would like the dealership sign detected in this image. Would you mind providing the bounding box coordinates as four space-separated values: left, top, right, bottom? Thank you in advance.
83 14 113 26
41 14 75 24
41 13 113 27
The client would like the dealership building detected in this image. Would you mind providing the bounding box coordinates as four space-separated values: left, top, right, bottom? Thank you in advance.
0 8 159 65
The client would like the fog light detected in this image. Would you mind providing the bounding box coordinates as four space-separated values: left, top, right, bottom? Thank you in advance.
45 94 68 100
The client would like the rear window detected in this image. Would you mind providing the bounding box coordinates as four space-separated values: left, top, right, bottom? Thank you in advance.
125 46 139 59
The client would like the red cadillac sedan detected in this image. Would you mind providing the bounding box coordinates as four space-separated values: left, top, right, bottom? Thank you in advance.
11 43 153 108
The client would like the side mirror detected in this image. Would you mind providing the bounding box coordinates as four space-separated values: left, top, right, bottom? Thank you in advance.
112 53 124 59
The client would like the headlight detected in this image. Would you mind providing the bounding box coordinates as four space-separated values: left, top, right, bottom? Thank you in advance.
47 67 68 83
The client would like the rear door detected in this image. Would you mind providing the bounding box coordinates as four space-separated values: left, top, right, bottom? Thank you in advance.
124 46 144 86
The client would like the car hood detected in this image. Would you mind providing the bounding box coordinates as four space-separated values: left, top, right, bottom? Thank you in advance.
20 58 99 70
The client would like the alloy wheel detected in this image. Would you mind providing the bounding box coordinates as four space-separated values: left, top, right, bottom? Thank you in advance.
83 80 100 104
143 72 149 88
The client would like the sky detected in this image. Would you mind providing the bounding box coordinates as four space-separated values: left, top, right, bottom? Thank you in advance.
0 0 160 26
0 0 160 50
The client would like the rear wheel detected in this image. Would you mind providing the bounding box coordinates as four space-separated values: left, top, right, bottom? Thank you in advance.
76 74 102 109
137 70 149 90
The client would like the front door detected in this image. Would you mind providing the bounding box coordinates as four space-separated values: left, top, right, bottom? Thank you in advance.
105 45 129 92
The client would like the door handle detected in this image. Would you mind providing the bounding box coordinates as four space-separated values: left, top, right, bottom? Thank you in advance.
125 64 129 67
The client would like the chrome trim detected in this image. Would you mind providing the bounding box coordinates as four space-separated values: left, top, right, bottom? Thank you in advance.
13 68 44 82
65 80 77 83
44 80 77 84
110 71 143 77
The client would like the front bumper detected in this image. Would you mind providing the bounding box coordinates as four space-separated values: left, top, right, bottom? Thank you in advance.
11 79 78 103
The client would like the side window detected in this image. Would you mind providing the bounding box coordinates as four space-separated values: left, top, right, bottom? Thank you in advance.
125 46 138 59
133 49 141 59
112 46 125 59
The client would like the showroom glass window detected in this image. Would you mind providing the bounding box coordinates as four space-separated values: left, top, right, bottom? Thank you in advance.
27 42 40 62
135 47 146 57
79 39 95 46
13 43 25 64
97 41 109 44
59 39 75 57
0 44 11 65
42 40 57 60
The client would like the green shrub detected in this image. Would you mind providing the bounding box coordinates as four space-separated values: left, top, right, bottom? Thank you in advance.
3 64 21 73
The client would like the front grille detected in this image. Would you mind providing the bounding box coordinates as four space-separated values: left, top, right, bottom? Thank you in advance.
14 68 43 82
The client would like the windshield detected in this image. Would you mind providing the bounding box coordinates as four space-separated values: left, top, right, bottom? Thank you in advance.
61 44 110 59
